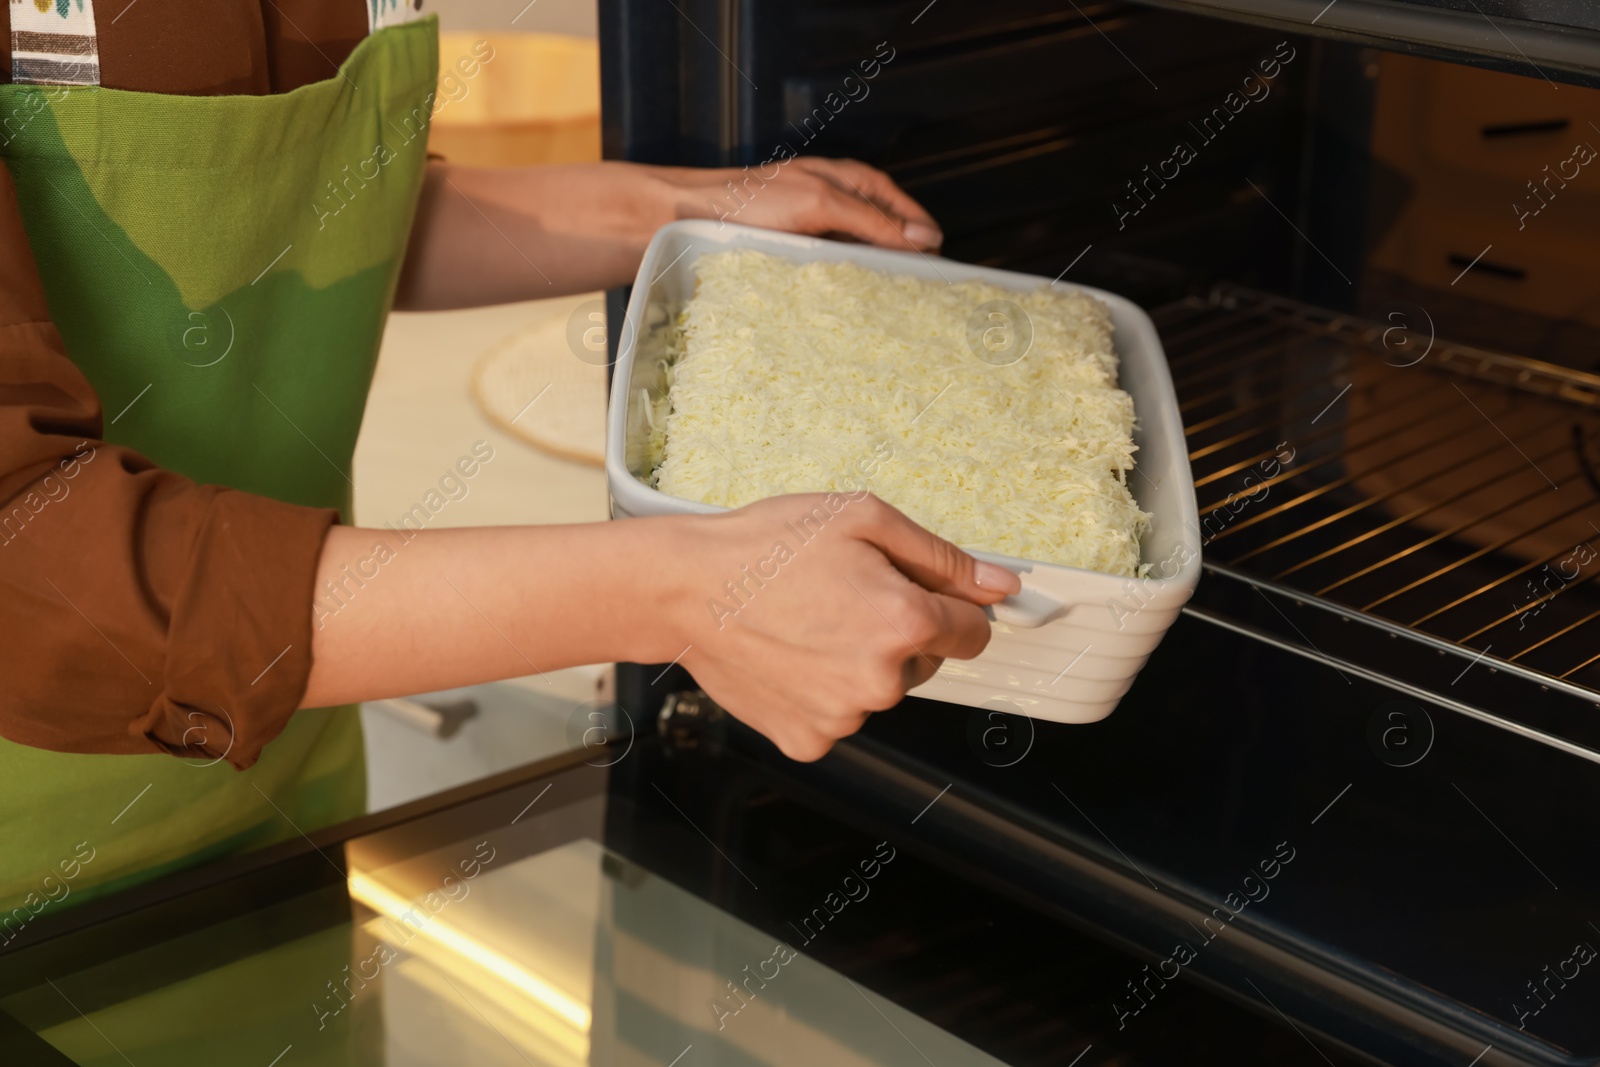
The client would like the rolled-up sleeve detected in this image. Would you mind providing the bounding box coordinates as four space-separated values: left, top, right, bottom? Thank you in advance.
0 161 338 770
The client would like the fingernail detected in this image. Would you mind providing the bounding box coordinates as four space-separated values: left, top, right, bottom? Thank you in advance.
904 220 942 249
974 561 1021 595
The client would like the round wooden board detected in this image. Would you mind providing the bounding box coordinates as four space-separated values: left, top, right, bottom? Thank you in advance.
471 310 608 467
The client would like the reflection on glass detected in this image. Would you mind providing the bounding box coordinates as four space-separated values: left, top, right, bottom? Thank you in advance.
2 838 1008 1066
345 835 597 1065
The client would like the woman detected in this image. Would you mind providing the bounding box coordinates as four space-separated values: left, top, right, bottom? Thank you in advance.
0 1 1018 916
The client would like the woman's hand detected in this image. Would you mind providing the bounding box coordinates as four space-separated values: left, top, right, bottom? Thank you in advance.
396 158 941 309
304 494 1016 763
663 493 1016 761
658 157 943 253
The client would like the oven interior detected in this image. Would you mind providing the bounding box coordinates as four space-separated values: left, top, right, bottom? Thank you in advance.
598 2 1600 1062
602 0 1600 766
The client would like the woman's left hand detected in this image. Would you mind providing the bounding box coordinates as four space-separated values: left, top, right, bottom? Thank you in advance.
655 156 942 253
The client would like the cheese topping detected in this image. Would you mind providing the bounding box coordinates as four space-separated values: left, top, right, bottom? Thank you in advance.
651 250 1151 577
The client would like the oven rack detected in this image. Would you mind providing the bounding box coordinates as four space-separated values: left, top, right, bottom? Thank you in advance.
1158 284 1600 711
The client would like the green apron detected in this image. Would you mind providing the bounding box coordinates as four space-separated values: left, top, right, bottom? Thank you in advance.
0 20 439 916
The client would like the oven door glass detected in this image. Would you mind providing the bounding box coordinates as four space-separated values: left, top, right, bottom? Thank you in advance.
0 765 1005 1067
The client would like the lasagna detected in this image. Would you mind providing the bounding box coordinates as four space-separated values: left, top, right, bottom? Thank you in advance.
650 250 1150 577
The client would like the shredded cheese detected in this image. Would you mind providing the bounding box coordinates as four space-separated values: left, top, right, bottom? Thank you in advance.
651 250 1151 577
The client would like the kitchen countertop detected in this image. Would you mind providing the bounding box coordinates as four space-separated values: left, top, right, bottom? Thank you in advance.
353 295 609 533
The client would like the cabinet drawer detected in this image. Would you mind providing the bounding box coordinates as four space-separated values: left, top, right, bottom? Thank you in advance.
1374 52 1599 185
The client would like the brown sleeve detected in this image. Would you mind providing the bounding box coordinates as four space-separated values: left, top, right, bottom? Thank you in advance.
0 162 338 770
258 0 369 94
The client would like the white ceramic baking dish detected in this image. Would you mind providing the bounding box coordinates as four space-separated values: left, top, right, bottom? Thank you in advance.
605 220 1200 724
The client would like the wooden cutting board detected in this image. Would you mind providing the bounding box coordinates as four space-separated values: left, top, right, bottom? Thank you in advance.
471 306 608 467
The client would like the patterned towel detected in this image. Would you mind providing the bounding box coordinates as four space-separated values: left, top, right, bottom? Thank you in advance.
10 0 101 87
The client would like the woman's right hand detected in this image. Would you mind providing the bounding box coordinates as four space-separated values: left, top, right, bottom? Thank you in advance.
660 493 1020 761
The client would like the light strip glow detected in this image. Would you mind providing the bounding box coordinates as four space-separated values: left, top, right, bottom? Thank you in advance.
347 870 592 1031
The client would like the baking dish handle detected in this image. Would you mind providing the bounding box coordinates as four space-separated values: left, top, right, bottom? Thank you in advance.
992 586 1066 628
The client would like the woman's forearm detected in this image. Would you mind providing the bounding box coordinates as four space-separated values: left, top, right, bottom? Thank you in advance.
393 158 944 311
302 520 688 707
393 161 678 309
300 495 1016 762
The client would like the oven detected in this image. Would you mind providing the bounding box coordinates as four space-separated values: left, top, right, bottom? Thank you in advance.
598 2 1600 1064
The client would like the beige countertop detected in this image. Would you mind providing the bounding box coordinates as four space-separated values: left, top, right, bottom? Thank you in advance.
353 294 609 531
